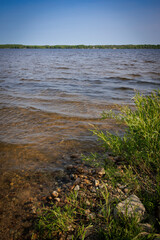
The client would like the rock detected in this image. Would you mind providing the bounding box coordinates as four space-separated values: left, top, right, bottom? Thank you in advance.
31 206 37 214
86 199 91 206
117 183 126 189
77 167 84 173
123 188 129 194
114 194 146 222
116 188 123 194
57 188 61 193
70 154 79 159
74 177 81 185
80 183 84 188
66 165 74 170
51 191 59 198
41 196 47 201
74 185 80 191
70 174 75 180
139 223 152 233
88 213 96 220
87 169 93 175
47 196 52 201
79 191 86 198
96 167 105 176
99 184 104 189
95 180 100 187
85 209 91 215
55 198 61 202
84 179 91 185
90 187 96 193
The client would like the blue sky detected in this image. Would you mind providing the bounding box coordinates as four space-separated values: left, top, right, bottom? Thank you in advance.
0 0 160 45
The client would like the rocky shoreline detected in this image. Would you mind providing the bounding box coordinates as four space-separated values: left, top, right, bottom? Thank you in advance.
31 155 160 240
0 153 160 240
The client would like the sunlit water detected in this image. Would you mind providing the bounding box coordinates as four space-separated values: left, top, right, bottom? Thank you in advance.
0 49 160 171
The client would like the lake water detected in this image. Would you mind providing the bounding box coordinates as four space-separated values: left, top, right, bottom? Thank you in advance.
0 49 160 171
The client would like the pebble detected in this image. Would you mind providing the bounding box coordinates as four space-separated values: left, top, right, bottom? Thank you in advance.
77 167 84 173
41 196 47 201
70 174 75 180
90 187 96 193
87 169 93 175
95 180 100 187
48 196 52 201
86 199 91 206
117 183 126 189
83 179 91 185
96 167 105 176
116 188 123 194
79 191 86 198
31 206 37 214
89 213 96 220
66 165 74 170
57 188 61 193
51 191 59 198
74 185 80 191
70 154 79 159
99 184 104 189
85 209 91 215
74 177 81 185
80 183 84 188
123 188 129 194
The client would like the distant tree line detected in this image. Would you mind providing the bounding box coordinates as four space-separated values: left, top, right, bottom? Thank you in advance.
0 44 160 49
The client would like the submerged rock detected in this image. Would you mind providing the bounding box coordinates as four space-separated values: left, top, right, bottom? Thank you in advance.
114 194 146 222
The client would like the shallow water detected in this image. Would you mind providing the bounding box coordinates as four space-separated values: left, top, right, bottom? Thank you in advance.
0 49 160 171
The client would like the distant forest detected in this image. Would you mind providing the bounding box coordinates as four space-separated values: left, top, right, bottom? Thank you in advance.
0 44 160 49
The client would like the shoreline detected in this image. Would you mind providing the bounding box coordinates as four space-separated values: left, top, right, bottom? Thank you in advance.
0 44 160 49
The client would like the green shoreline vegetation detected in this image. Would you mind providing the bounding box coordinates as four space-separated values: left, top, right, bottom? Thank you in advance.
33 90 160 240
0 44 160 49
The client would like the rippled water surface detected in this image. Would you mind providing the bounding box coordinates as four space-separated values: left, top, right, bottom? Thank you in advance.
0 49 160 170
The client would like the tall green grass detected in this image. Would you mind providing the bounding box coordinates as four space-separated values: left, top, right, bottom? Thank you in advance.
93 90 160 176
91 90 160 227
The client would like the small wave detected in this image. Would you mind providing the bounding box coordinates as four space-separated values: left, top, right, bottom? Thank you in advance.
144 60 155 63
104 76 131 81
115 87 134 91
84 79 102 84
47 77 71 81
56 67 70 70
20 78 40 82
94 80 102 84
148 72 160 76
127 74 141 78
137 80 160 85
